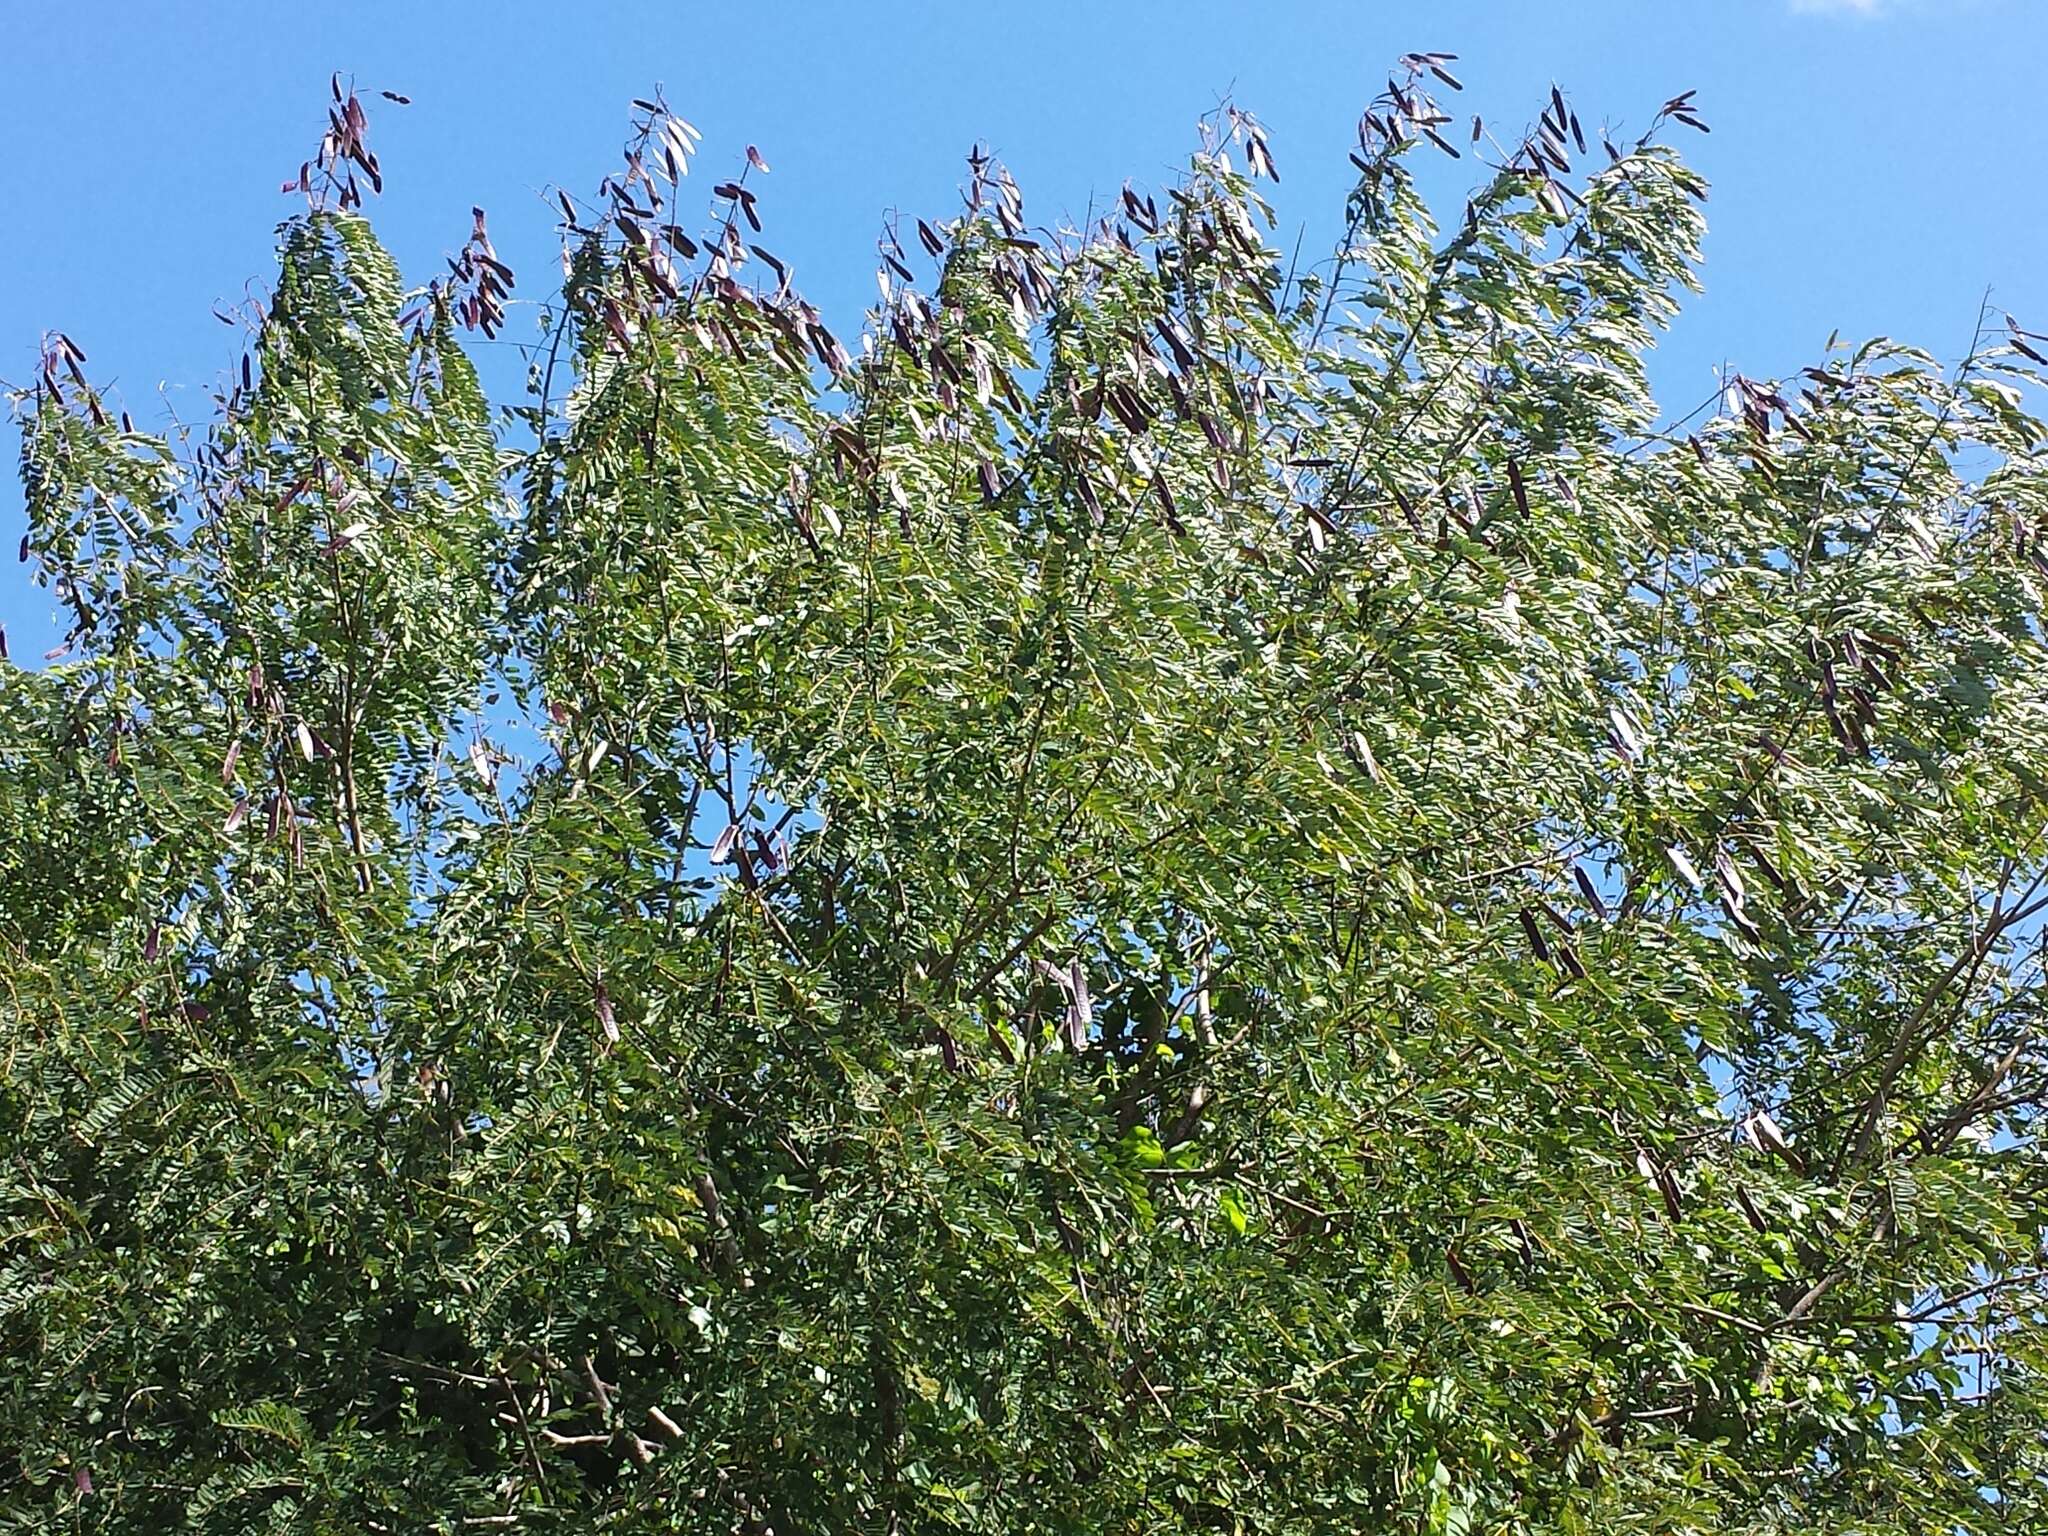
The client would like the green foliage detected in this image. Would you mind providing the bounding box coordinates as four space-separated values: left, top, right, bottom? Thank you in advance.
6 70 2048 1534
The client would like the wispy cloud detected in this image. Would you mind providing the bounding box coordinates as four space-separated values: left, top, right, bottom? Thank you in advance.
1790 0 1886 14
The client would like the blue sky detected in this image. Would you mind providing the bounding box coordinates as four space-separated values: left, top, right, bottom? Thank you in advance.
4 0 2045 656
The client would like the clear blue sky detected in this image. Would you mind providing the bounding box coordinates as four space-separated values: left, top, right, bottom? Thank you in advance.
4 0 2044 657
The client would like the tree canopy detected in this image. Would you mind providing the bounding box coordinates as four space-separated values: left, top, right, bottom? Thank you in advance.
6 61 2048 1535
